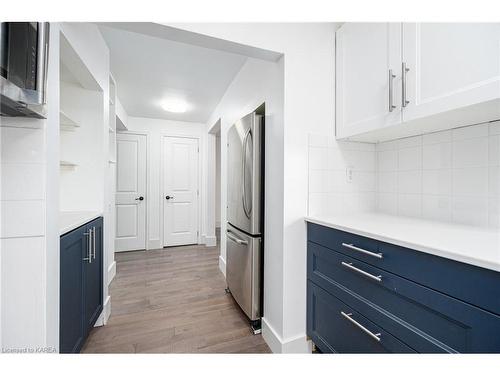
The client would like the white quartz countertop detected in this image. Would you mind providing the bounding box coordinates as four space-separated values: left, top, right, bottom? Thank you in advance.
60 211 102 235
305 213 500 272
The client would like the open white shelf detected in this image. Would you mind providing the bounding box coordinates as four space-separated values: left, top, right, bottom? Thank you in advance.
60 110 80 131
60 160 78 169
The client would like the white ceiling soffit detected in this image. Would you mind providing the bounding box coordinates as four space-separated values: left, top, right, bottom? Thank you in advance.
98 24 253 122
96 22 283 62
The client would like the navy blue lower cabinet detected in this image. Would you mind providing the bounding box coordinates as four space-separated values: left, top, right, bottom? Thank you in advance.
83 218 103 336
306 223 500 353
60 225 86 353
308 281 416 353
60 217 103 353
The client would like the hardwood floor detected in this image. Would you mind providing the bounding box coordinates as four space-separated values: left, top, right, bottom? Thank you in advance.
81 240 270 353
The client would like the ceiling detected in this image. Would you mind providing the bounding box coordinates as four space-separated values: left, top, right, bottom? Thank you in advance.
99 24 248 123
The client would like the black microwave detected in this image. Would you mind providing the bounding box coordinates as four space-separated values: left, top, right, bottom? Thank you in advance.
0 22 50 119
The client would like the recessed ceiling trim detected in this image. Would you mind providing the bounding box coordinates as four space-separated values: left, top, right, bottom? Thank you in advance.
95 22 283 62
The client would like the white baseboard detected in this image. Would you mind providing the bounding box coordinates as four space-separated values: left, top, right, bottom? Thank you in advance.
218 255 226 277
94 295 111 327
107 261 116 284
261 318 312 353
148 239 161 250
205 235 217 247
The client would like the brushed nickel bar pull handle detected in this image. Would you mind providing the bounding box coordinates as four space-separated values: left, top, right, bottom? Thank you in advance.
92 227 96 260
342 243 383 259
83 231 91 263
341 311 382 342
388 69 396 112
241 128 252 219
402 62 410 108
341 262 382 282
226 231 248 245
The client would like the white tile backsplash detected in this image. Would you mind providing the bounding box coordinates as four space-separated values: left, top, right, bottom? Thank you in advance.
308 134 377 217
423 130 452 145
398 147 422 171
422 195 452 222
452 167 488 196
422 143 452 170
309 121 500 228
377 150 398 172
453 123 490 140
378 171 397 193
397 170 422 194
452 137 489 168
375 121 500 227
377 192 398 215
452 195 489 226
422 169 452 195
398 194 422 217
489 136 500 166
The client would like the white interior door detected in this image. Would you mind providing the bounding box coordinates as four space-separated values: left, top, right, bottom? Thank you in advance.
115 133 147 252
163 136 199 247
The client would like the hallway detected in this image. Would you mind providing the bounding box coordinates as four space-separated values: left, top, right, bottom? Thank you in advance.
82 240 270 353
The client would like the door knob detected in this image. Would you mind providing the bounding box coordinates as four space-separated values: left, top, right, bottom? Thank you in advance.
165 195 174 200
135 196 144 201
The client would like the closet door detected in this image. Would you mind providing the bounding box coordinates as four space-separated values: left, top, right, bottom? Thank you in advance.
402 23 500 122
336 23 402 139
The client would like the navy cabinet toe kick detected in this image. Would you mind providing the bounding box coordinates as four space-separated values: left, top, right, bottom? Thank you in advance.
306 222 500 353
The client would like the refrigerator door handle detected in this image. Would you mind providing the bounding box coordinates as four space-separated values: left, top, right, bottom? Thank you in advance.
242 127 252 219
227 230 249 245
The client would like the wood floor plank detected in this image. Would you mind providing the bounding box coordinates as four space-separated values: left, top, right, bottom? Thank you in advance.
81 242 270 354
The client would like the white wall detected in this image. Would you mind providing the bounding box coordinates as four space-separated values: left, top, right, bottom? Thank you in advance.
215 135 221 228
124 117 209 249
375 121 500 227
175 23 337 353
203 58 284 352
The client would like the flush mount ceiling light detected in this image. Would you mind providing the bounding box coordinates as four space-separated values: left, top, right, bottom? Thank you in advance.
160 98 189 113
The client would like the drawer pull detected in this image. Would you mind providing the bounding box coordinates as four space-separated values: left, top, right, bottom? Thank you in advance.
341 261 382 283
341 311 382 342
342 243 383 259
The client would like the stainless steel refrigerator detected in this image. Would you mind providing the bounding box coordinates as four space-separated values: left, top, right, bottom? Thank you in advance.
226 109 264 324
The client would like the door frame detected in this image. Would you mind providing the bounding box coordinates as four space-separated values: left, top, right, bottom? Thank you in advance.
160 133 202 247
115 130 150 251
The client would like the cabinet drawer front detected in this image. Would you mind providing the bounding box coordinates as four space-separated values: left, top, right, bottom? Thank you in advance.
307 281 416 353
307 222 500 315
308 242 500 353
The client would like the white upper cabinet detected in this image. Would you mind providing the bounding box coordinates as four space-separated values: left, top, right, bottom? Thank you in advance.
336 23 500 142
402 23 500 122
336 23 402 139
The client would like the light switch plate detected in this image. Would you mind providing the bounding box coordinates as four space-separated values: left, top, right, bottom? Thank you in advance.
346 167 353 183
